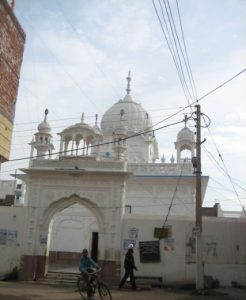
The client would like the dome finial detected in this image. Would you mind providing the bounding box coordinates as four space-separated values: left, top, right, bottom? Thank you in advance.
37 109 51 133
81 112 85 123
95 114 98 126
126 71 131 94
44 108 48 121
184 114 188 127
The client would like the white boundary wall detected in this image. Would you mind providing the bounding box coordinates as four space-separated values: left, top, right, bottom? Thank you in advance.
0 206 27 279
1 205 245 287
121 215 246 287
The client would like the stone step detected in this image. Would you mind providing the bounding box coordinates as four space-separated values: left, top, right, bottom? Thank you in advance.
38 272 80 287
46 271 79 279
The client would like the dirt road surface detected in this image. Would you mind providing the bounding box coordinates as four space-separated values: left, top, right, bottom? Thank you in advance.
0 281 245 300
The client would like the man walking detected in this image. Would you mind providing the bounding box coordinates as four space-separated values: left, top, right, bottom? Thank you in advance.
118 243 137 290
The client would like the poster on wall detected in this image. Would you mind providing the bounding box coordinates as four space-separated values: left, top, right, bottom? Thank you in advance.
0 230 18 246
7 230 17 246
39 233 48 245
139 240 160 263
128 227 138 239
123 239 136 250
164 238 175 251
0 229 7 245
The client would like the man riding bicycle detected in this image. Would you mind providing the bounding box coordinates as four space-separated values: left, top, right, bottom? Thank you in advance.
79 248 99 300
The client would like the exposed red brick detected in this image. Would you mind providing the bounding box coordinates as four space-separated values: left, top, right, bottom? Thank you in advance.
19 255 47 280
0 0 25 122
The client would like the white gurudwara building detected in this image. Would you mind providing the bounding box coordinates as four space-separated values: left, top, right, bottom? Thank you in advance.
0 73 245 287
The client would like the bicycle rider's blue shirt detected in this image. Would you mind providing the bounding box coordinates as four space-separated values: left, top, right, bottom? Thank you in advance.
79 256 98 273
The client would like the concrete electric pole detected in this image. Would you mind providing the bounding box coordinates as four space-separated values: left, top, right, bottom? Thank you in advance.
194 104 204 291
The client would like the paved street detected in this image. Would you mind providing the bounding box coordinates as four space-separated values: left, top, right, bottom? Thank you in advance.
0 281 246 300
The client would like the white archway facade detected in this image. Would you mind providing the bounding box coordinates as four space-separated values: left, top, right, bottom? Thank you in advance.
19 164 128 283
43 196 104 274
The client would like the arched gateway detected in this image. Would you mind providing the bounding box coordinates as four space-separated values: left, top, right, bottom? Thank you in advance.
20 161 128 284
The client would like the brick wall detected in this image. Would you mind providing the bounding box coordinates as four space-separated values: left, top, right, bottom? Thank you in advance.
0 0 25 161
49 251 81 264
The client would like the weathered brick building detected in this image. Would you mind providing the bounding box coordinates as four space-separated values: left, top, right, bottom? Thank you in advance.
0 0 25 162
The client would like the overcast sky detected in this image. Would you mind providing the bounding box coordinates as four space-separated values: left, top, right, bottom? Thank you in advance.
1 0 246 212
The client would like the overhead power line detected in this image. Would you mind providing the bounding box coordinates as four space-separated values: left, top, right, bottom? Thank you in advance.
175 0 197 99
197 68 246 103
202 115 246 215
158 155 192 239
164 0 195 103
151 67 246 130
152 0 197 108
4 68 245 167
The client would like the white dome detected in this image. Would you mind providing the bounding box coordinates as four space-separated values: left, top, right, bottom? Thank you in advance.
101 71 152 134
38 109 51 134
177 126 194 142
101 94 152 134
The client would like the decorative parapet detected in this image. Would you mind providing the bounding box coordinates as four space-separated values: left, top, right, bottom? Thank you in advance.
28 157 194 175
29 156 127 172
127 162 193 176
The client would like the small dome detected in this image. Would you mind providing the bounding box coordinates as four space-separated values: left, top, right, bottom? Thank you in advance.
58 114 103 139
60 122 102 136
38 109 51 134
177 126 194 142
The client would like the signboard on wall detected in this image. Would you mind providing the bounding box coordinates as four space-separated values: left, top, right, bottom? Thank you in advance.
139 240 160 263
154 227 168 239
0 229 18 245
0 229 7 245
154 225 172 239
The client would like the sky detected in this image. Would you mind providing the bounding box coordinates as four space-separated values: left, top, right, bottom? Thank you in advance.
1 0 246 212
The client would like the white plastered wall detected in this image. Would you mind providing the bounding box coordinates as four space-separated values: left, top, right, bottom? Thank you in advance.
121 215 246 287
0 206 27 278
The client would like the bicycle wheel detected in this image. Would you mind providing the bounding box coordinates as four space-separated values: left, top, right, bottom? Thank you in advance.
98 282 112 300
77 276 87 299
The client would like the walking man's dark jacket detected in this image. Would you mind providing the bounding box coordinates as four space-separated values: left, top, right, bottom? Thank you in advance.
124 248 137 270
119 246 137 290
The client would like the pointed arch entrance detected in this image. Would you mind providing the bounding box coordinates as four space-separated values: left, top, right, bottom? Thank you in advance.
48 204 99 271
42 194 105 274
20 185 124 286
40 194 105 274
42 193 104 232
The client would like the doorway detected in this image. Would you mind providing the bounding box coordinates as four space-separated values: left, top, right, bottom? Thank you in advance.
48 203 99 273
91 232 99 262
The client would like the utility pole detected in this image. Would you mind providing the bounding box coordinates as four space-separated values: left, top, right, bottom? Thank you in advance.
195 104 204 291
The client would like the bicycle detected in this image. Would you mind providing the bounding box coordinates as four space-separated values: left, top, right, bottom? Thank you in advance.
77 268 112 300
